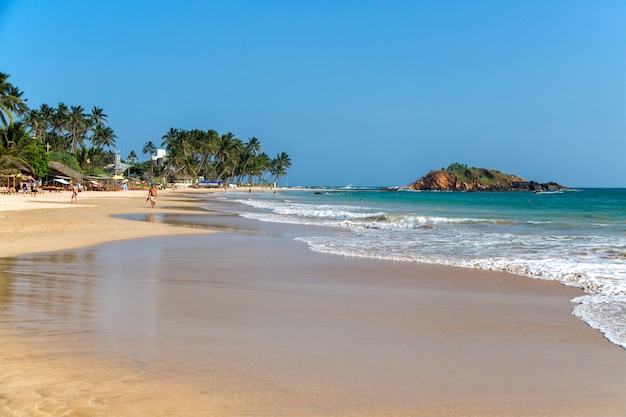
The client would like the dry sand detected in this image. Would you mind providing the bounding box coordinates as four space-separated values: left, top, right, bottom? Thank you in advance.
0 189 625 417
0 188 218 257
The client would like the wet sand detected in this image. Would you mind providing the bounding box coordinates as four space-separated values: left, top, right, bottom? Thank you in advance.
0 189 218 257
1 190 625 416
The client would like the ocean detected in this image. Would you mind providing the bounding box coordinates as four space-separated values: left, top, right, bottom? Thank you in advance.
206 187 626 350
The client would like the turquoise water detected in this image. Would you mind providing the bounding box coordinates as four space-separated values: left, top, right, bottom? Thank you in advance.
210 187 626 349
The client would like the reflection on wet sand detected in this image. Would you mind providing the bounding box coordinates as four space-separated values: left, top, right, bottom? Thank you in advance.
0 253 100 331
117 211 295 235
1 215 626 416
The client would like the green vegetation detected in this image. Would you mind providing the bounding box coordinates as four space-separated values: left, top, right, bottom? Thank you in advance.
1 71 291 186
147 128 291 186
48 151 81 172
442 162 513 186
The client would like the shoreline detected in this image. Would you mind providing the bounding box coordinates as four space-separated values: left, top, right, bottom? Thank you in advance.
0 188 228 258
1 189 625 416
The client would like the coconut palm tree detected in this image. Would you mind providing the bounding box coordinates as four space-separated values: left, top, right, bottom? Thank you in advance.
196 129 219 178
26 103 58 152
34 104 53 150
91 125 117 149
142 140 157 158
75 145 91 172
249 152 271 185
0 122 35 176
52 103 68 129
142 140 157 175
161 127 179 149
240 136 261 184
0 72 28 129
67 105 88 154
270 152 291 186
90 106 107 127
213 132 243 183
38 103 54 125
25 109 45 143
127 150 138 163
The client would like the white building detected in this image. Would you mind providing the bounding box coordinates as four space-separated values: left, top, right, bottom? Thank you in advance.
152 149 167 167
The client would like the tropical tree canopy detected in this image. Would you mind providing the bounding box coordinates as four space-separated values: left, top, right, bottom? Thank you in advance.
158 127 291 186
270 152 292 186
0 72 28 129
0 121 48 177
0 71 292 184
25 102 117 155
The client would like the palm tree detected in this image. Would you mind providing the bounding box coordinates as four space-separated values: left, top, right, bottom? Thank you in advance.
270 152 291 187
67 105 87 154
196 129 219 178
213 133 243 183
142 140 157 175
33 104 53 151
0 72 28 129
0 122 35 176
161 127 179 149
241 137 261 184
38 103 54 124
91 125 117 149
25 109 45 143
249 152 271 185
90 106 107 127
127 150 138 163
163 128 205 183
75 145 91 172
162 145 191 183
52 103 69 137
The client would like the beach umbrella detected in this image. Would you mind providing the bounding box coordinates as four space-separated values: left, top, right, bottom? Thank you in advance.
0 173 26 189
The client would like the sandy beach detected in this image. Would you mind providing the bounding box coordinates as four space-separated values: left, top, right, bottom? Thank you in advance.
0 189 219 258
1 189 625 417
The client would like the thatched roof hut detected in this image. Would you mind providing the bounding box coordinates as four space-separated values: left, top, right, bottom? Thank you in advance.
0 155 31 176
47 161 85 182
0 157 32 189
0 172 28 190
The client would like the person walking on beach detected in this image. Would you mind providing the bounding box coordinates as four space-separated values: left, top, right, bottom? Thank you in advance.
71 182 79 204
147 183 157 208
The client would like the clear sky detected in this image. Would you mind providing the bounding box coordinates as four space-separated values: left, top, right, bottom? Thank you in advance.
1 0 625 187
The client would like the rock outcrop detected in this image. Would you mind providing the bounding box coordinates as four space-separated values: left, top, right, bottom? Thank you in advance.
409 164 567 192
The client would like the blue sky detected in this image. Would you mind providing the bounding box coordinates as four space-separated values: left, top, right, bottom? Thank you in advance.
1 0 625 187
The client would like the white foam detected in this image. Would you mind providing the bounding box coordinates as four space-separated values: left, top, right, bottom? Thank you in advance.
572 295 626 350
228 192 626 349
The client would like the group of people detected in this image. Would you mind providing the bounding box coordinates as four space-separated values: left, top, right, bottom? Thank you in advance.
68 182 157 207
3 179 159 209
17 181 38 196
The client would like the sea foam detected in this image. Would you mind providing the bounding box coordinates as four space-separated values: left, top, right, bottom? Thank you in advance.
216 189 626 349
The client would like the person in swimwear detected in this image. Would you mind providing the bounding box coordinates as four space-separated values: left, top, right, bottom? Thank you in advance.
71 181 79 204
147 183 157 208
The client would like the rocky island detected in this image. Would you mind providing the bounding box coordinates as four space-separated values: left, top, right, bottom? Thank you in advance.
409 163 568 192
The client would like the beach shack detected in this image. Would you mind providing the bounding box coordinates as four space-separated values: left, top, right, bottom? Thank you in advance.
44 161 86 191
169 173 194 188
87 174 127 191
0 172 27 194
0 157 34 193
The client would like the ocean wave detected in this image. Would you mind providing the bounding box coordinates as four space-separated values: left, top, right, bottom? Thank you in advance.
572 295 626 350
293 231 626 350
236 198 506 230
222 188 626 350
235 199 384 219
